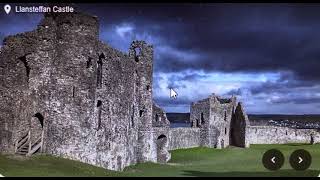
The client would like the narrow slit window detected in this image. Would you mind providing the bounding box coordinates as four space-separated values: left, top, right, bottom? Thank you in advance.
201 113 204 124
97 53 104 88
72 86 75 97
97 100 102 130
18 55 30 81
131 105 135 128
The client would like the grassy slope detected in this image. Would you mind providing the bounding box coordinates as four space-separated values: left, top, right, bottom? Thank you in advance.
0 144 320 177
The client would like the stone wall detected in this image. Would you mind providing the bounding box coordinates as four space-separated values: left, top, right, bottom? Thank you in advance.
168 128 201 150
153 103 170 128
190 98 211 147
247 126 320 144
0 12 156 171
230 102 250 148
190 94 238 149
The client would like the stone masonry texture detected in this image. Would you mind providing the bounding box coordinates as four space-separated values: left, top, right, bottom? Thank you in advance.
0 12 170 171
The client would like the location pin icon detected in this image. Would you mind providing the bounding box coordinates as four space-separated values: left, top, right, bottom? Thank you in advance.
4 4 11 14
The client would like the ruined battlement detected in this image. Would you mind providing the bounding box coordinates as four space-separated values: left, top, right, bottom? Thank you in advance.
0 11 170 171
190 93 249 148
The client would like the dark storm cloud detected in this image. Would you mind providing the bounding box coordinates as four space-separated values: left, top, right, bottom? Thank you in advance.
2 3 320 82
2 3 320 113
0 5 43 45
270 96 320 105
164 72 210 89
225 88 242 96
75 3 320 83
250 72 317 95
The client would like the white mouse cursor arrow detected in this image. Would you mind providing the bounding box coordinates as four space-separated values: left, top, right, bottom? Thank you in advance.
170 88 178 99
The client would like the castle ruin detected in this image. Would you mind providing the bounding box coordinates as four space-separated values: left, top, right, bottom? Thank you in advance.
190 93 249 149
0 12 170 171
1 11 320 172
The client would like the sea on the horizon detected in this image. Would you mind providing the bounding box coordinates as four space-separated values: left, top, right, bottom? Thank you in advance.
170 122 191 128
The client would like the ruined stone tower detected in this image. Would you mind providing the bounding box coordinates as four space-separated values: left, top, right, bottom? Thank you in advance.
129 41 157 163
0 12 170 171
190 93 249 148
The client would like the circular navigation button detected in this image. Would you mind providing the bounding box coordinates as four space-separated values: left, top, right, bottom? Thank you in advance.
262 149 285 171
289 149 312 171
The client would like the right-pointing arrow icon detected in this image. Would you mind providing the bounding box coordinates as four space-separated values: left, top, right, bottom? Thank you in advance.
298 156 303 164
271 157 276 164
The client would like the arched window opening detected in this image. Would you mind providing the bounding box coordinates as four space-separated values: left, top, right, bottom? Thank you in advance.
224 111 227 121
155 114 160 122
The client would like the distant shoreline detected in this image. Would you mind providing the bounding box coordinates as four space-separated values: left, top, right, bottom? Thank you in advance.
166 113 320 123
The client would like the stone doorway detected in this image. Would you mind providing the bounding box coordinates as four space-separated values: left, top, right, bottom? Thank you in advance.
156 134 170 163
30 113 44 142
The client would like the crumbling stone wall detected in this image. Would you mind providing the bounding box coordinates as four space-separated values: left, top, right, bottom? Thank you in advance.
190 93 238 149
152 102 171 163
0 12 59 152
0 12 158 171
209 95 237 148
40 13 101 169
190 98 211 147
247 126 320 145
172 92 320 151
129 41 157 164
168 128 201 150
230 102 250 148
153 103 170 128
153 127 171 163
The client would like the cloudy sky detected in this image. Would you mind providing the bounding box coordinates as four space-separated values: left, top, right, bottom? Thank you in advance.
1 3 320 114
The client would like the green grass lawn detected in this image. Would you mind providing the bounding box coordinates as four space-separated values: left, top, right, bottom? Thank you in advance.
0 144 319 177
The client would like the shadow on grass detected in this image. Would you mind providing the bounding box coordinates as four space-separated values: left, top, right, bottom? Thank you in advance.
285 143 313 146
182 170 319 177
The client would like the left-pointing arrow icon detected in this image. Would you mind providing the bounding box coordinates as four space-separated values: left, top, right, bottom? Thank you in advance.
271 157 276 164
